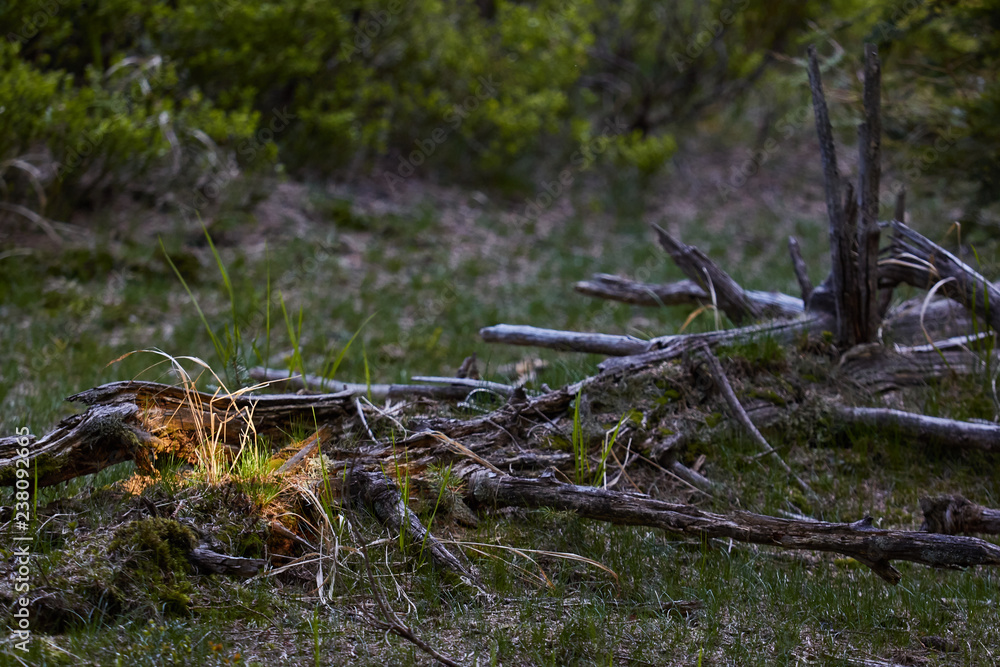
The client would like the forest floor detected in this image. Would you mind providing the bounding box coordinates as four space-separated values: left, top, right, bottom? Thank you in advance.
2 126 1000 666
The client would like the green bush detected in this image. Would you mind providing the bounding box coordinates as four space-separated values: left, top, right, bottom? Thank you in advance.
2 0 861 216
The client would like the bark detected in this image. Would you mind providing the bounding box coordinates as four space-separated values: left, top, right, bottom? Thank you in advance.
920 495 1000 535
190 544 267 577
652 223 764 324
465 469 1000 584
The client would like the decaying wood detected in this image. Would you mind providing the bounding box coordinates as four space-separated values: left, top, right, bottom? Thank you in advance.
652 223 765 324
857 43 883 343
573 273 803 316
881 220 1000 333
807 44 856 347
190 544 267 577
921 495 1000 535
832 406 1000 452
464 469 1000 584
838 345 993 393
0 381 353 487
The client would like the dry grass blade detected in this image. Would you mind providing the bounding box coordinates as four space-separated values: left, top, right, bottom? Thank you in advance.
0 202 61 243
422 431 505 474
444 540 620 585
919 277 958 347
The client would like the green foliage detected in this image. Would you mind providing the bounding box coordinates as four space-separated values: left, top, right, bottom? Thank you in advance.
1 0 854 217
854 0 1000 217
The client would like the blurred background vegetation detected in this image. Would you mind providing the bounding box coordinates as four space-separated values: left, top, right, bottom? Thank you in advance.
2 0 998 223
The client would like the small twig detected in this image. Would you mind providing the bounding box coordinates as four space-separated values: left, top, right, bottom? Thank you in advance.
697 343 818 501
344 507 463 667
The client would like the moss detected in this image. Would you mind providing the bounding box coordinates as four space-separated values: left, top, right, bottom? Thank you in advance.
109 518 198 616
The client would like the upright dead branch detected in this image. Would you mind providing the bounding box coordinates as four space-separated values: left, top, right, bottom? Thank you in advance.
652 223 765 324
857 43 883 342
807 44 856 346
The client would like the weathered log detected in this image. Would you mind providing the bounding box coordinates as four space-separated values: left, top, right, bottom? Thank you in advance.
833 406 1000 452
0 381 353 487
480 324 649 356
573 273 803 316
857 43 883 343
837 345 993 393
652 223 765 324
921 495 1000 535
190 544 267 577
465 469 1000 584
881 220 1000 333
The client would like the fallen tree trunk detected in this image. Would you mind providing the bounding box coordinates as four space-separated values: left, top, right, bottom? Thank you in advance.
464 468 1000 584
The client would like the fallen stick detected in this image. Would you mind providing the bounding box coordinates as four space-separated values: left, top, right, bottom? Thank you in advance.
921 494 1000 535
479 324 649 356
652 223 765 324
465 468 1000 584
573 273 803 316
248 367 473 400
347 468 475 581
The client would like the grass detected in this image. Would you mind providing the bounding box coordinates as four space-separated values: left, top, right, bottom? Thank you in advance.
4 134 1000 664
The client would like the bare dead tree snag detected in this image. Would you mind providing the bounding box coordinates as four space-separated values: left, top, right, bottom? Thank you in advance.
807 44 855 346
652 223 765 324
858 43 883 343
